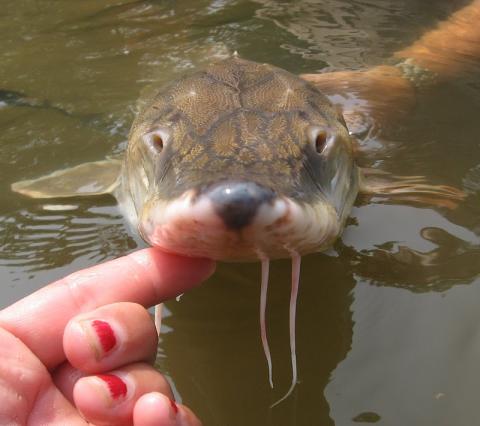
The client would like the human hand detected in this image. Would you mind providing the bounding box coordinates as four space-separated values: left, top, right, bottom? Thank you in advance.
0 248 215 425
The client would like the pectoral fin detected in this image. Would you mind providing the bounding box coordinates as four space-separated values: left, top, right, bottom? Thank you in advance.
358 167 465 210
12 158 123 199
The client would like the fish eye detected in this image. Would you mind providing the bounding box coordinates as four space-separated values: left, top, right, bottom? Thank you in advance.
142 128 170 155
308 126 333 154
315 131 327 153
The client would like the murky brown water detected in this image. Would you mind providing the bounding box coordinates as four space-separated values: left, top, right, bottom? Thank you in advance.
1 1 480 425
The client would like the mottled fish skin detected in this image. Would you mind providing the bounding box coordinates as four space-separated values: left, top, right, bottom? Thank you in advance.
127 57 354 201
119 56 359 261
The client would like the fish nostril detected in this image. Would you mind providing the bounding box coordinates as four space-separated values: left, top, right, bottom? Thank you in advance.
206 181 275 230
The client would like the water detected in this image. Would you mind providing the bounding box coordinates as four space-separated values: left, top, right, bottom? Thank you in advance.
1 1 479 425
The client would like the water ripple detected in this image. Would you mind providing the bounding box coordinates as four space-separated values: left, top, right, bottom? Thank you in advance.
0 204 137 273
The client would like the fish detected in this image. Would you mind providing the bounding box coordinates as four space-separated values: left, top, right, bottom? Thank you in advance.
11 56 463 404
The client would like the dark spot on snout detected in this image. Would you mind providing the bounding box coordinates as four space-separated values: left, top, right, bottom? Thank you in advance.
206 181 275 230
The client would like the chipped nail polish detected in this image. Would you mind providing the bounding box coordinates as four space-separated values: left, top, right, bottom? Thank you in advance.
91 319 117 353
97 374 127 400
169 398 179 415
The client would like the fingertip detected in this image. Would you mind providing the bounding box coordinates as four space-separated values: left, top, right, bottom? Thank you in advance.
63 320 101 371
129 249 216 298
73 373 133 424
133 393 176 426
64 303 158 374
64 317 123 373
73 363 174 425
134 393 202 426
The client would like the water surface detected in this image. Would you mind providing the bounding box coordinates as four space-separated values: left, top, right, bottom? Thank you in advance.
1 1 479 425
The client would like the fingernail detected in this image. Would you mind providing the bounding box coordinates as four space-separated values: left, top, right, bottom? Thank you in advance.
97 374 128 400
91 319 117 354
169 398 179 415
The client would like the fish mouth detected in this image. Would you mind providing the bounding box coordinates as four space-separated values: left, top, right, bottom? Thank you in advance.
138 180 341 261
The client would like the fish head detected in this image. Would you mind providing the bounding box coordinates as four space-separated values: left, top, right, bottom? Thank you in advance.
124 58 359 261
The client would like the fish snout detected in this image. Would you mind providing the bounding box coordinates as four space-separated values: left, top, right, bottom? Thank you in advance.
204 181 276 230
138 178 339 260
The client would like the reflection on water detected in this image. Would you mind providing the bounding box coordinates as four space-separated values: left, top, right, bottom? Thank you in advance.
340 204 480 292
1 1 479 425
0 203 136 272
254 0 469 69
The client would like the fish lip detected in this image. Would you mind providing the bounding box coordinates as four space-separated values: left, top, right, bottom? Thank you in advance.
138 188 342 261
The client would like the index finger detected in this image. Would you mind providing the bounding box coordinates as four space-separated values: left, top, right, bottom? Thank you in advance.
0 248 215 369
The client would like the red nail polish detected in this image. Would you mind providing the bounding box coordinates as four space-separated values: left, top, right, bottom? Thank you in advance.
91 320 116 353
169 398 179 415
97 374 127 400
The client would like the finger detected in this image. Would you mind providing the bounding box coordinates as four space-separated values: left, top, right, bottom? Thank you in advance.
134 392 203 426
73 362 173 426
53 362 86 405
63 302 158 374
0 328 87 425
0 249 215 369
